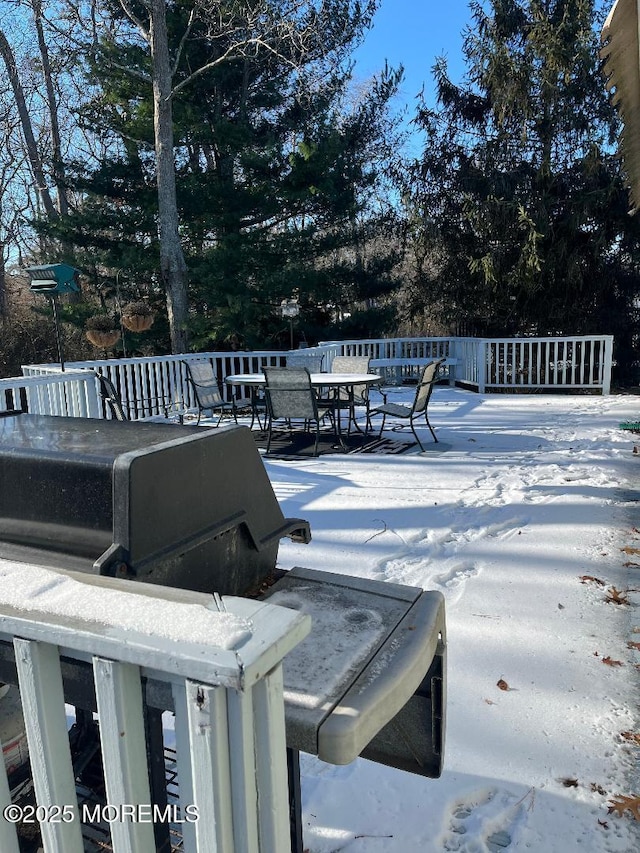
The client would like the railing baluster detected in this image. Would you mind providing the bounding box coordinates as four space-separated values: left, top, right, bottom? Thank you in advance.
226 687 259 852
93 657 156 853
588 339 595 386
149 362 160 413
13 638 84 853
133 361 144 417
177 680 235 852
252 666 292 852
0 744 20 853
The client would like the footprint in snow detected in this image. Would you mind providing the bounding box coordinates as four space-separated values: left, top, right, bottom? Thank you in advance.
441 788 527 852
433 562 480 604
440 517 526 557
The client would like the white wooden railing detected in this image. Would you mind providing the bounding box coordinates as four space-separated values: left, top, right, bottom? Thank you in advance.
327 337 452 361
449 335 614 394
18 334 614 421
323 335 614 394
0 371 101 418
0 563 310 853
22 350 331 420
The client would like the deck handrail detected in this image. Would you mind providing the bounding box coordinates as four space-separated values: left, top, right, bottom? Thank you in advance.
0 371 100 418
18 334 614 421
320 335 614 394
0 563 310 853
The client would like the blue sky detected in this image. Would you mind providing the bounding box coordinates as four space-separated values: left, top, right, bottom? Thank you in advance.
352 0 475 112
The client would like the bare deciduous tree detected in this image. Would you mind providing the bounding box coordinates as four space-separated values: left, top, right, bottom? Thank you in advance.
0 28 59 221
30 0 69 217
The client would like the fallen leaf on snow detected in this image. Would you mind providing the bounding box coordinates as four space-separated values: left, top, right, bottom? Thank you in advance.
602 656 624 667
607 794 640 820
621 546 640 554
605 587 629 605
579 575 605 585
597 819 609 828
497 678 512 691
591 783 607 796
558 777 579 787
628 641 640 651
620 731 640 745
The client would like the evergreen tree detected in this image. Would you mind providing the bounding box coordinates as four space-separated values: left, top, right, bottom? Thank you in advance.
45 0 404 351
409 0 640 383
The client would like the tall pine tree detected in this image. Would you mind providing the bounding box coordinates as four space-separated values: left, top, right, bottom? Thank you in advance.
46 0 404 351
409 0 640 383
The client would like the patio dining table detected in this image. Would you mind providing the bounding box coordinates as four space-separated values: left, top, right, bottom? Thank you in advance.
225 372 383 435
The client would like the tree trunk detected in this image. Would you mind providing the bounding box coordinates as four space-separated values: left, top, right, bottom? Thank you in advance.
31 0 69 218
148 0 189 354
0 243 6 317
0 29 58 223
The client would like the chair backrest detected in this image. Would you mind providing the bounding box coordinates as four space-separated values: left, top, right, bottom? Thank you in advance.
411 359 445 416
95 373 128 421
183 360 224 410
264 367 318 420
286 352 324 373
331 355 371 402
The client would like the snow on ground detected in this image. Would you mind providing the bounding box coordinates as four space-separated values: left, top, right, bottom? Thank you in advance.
265 385 640 853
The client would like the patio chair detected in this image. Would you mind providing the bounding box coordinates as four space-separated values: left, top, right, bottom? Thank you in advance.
182 360 239 426
95 373 184 423
285 351 325 372
369 358 445 451
96 373 128 421
263 366 341 457
328 355 387 434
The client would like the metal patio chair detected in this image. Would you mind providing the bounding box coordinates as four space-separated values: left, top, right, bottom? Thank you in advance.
369 358 445 450
285 352 325 372
327 355 386 434
263 366 341 457
182 360 240 426
95 373 184 423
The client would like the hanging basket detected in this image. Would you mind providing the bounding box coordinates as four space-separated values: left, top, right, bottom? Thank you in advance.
121 302 155 333
85 329 121 348
122 312 154 332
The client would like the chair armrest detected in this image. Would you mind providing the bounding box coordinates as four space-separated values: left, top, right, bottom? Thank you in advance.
369 382 388 405
132 394 186 424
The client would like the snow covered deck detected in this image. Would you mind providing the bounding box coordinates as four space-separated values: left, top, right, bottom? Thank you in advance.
0 385 638 851
267 386 640 852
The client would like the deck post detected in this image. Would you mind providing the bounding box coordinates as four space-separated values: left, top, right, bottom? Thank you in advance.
602 336 614 395
477 340 487 393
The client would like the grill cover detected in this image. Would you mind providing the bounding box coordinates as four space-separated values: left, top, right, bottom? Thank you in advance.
0 415 309 595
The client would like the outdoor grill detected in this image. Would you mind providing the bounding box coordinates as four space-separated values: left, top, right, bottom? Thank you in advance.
0 414 310 595
0 413 446 851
